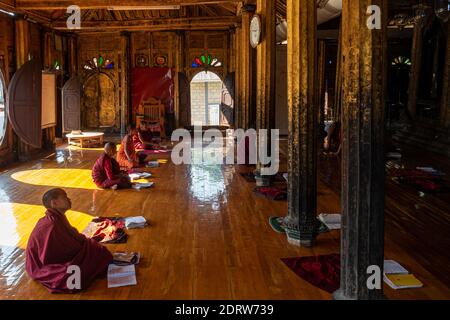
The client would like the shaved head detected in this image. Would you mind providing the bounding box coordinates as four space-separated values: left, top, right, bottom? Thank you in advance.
42 188 66 209
104 142 117 153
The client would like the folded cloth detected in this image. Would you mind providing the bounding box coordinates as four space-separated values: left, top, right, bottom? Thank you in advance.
253 186 287 201
82 217 128 244
390 168 448 192
282 254 341 293
124 216 147 229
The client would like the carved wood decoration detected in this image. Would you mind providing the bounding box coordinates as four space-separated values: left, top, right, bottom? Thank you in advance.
82 73 116 129
334 0 387 300
78 33 121 131
7 58 42 148
286 0 317 247
62 75 81 132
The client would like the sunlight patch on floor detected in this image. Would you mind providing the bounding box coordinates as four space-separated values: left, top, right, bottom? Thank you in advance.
11 169 100 190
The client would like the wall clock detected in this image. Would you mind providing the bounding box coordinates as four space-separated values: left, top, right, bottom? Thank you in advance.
250 14 262 48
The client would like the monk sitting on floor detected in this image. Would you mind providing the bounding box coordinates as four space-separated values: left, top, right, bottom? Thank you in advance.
117 125 149 171
133 121 155 150
323 121 342 157
26 188 113 293
92 142 131 190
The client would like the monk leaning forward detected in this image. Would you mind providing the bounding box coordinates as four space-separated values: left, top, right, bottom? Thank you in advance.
92 142 131 190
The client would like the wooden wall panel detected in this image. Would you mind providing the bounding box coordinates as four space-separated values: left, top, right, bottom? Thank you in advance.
0 13 15 166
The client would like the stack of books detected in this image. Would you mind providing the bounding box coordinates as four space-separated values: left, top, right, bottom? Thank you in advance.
318 213 341 230
383 260 423 289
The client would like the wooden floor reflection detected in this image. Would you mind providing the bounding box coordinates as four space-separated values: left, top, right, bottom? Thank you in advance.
0 143 449 300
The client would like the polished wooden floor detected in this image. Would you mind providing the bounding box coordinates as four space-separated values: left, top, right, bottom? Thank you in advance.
0 140 449 300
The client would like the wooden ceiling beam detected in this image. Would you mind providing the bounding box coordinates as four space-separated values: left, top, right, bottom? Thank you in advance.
16 0 243 10
51 15 240 31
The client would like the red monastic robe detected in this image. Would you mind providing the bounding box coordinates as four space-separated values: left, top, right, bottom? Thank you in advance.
26 208 113 293
92 153 131 189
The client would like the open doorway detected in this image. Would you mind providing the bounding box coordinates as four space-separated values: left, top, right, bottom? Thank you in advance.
190 71 233 127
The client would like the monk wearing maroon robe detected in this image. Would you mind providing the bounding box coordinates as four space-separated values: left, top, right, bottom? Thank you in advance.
92 142 131 189
133 121 155 150
26 188 113 293
117 125 148 170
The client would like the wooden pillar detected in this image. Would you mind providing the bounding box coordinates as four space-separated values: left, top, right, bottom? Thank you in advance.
175 31 185 128
334 0 387 300
440 22 450 129
120 32 131 136
15 18 30 69
235 25 242 128
241 8 254 130
256 0 276 132
334 20 342 121
407 22 424 120
67 34 78 77
285 0 317 246
317 40 327 136
42 31 53 70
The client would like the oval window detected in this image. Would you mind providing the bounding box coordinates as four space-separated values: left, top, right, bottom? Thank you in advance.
0 70 6 147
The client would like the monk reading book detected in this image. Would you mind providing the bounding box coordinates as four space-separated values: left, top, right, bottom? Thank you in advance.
92 142 132 190
133 121 155 150
26 188 113 293
117 125 149 171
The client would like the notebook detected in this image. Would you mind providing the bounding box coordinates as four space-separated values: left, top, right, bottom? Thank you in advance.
124 216 147 229
146 161 159 168
383 260 423 289
384 274 423 289
107 264 137 288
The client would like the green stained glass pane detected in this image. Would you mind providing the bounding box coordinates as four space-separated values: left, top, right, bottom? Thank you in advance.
201 55 206 64
99 56 104 66
207 55 211 65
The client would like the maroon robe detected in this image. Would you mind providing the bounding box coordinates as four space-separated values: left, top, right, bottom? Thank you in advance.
92 153 131 189
25 208 113 293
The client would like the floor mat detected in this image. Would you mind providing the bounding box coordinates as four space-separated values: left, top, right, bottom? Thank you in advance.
282 253 340 293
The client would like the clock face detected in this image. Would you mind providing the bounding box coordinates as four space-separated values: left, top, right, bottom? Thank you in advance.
250 15 261 48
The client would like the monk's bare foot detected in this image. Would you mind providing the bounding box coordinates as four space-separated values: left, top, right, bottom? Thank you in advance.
111 184 118 190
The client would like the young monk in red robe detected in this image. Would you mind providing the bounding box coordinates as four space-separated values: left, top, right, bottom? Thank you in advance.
117 125 149 171
26 188 113 293
92 142 131 189
133 121 155 150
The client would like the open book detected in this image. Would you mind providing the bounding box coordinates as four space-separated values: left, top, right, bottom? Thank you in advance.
146 161 160 168
113 252 141 266
107 264 137 288
383 260 423 289
129 172 152 181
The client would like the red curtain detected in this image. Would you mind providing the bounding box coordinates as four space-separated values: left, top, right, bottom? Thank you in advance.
131 67 174 118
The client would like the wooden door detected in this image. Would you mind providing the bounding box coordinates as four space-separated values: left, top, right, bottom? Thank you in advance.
7 58 42 148
62 76 81 133
220 73 234 127
178 72 191 128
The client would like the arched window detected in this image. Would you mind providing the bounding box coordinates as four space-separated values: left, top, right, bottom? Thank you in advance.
0 70 6 146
